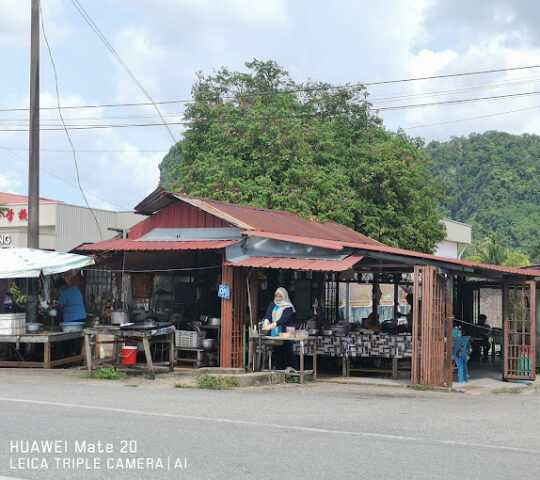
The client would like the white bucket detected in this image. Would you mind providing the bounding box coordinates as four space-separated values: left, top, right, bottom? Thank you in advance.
0 313 26 335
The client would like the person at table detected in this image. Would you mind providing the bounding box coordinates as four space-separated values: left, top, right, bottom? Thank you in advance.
263 287 299 370
471 314 491 360
54 277 87 323
363 312 382 332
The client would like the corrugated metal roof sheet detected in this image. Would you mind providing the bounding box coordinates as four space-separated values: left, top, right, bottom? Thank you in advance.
173 194 381 245
0 192 61 204
342 242 540 278
225 255 364 272
76 239 238 252
242 231 345 251
132 188 380 245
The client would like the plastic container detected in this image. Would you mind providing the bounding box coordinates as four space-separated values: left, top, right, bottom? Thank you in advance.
120 345 137 365
271 325 282 337
60 322 85 332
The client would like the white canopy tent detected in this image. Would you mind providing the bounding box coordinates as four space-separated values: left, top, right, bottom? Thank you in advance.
0 247 94 279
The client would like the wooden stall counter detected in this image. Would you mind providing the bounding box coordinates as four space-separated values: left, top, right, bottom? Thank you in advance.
84 325 175 380
0 331 85 368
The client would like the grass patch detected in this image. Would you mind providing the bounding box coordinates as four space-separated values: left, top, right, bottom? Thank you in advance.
492 387 523 395
197 374 237 390
407 384 458 393
174 382 195 389
84 368 126 380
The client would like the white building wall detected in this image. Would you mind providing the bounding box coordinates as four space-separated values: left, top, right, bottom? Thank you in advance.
433 240 459 259
434 219 472 259
56 204 140 252
0 198 140 252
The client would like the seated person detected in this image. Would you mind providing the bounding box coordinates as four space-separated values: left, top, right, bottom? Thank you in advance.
471 314 491 360
363 312 382 333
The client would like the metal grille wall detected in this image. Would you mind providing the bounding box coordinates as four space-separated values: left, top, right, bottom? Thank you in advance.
504 280 536 380
220 265 246 368
412 266 453 387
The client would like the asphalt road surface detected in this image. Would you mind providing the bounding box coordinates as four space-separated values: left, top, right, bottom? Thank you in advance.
0 372 539 480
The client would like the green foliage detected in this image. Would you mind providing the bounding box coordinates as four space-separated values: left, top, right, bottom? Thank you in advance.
89 368 126 380
464 233 530 266
197 374 237 390
0 204 8 217
427 131 540 257
503 251 530 268
159 145 183 191
9 283 26 304
160 60 446 253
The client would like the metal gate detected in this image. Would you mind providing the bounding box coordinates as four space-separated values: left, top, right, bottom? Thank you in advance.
412 266 454 387
503 280 536 381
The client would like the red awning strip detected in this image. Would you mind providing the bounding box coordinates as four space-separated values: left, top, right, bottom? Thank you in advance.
225 255 364 272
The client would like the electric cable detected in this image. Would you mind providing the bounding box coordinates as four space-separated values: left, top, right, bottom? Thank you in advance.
40 6 104 238
70 0 178 144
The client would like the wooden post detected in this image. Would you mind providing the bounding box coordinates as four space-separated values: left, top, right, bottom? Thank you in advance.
220 264 234 368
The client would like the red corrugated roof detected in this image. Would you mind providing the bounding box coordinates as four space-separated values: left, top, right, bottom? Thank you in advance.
342 242 540 277
0 192 61 204
225 255 364 272
175 194 382 245
76 239 238 252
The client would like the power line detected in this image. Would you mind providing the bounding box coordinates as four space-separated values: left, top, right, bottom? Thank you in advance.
40 4 103 239
1 87 540 132
0 143 130 209
375 89 540 111
403 105 540 130
70 0 177 144
2 147 167 153
1 64 539 114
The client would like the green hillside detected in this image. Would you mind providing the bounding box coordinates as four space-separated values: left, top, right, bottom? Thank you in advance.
427 131 540 257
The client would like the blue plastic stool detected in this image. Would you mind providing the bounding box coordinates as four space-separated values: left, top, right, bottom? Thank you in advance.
452 336 471 383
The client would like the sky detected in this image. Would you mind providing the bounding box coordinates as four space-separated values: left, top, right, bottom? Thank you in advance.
1 0 540 211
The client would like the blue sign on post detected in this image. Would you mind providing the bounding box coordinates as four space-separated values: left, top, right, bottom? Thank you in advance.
218 284 231 300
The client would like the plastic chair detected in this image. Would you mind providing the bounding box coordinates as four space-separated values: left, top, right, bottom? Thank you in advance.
452 336 471 383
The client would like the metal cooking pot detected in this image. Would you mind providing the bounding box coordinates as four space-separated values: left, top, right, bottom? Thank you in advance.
322 329 333 336
207 317 221 326
26 322 43 333
201 338 216 350
307 328 319 336
333 326 348 337
111 311 129 325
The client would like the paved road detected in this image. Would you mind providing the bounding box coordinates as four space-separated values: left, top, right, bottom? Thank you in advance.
0 372 539 480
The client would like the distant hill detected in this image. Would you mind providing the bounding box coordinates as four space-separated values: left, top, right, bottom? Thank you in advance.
426 131 540 255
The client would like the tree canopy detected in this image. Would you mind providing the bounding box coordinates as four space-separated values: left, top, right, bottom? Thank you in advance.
160 60 446 252
427 131 540 258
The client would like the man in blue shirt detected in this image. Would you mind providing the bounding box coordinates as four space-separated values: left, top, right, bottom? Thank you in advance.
54 278 86 323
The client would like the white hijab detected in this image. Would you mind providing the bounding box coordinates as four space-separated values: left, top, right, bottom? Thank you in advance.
272 287 295 322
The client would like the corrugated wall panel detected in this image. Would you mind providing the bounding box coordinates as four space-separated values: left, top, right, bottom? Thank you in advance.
129 201 231 239
56 204 139 252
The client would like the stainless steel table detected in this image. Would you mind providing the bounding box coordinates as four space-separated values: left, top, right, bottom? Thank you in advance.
84 325 175 380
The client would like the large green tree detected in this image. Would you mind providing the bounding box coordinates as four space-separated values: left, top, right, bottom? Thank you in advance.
427 131 540 257
161 60 446 252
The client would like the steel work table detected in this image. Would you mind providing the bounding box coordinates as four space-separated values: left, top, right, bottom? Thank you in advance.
251 335 316 384
84 325 175 380
0 331 85 368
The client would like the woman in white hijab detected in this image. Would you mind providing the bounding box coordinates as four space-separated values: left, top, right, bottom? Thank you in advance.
263 287 299 370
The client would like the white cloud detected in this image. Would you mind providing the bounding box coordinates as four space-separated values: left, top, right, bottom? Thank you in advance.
3 0 540 208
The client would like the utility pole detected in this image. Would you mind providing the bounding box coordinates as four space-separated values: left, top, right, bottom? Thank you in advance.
27 0 40 323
